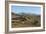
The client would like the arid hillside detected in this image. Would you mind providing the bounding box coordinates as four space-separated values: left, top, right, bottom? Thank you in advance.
11 12 41 28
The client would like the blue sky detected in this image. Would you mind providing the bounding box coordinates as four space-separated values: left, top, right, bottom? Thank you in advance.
11 5 41 15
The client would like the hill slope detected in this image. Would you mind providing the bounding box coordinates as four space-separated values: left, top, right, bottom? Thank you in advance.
12 12 41 28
